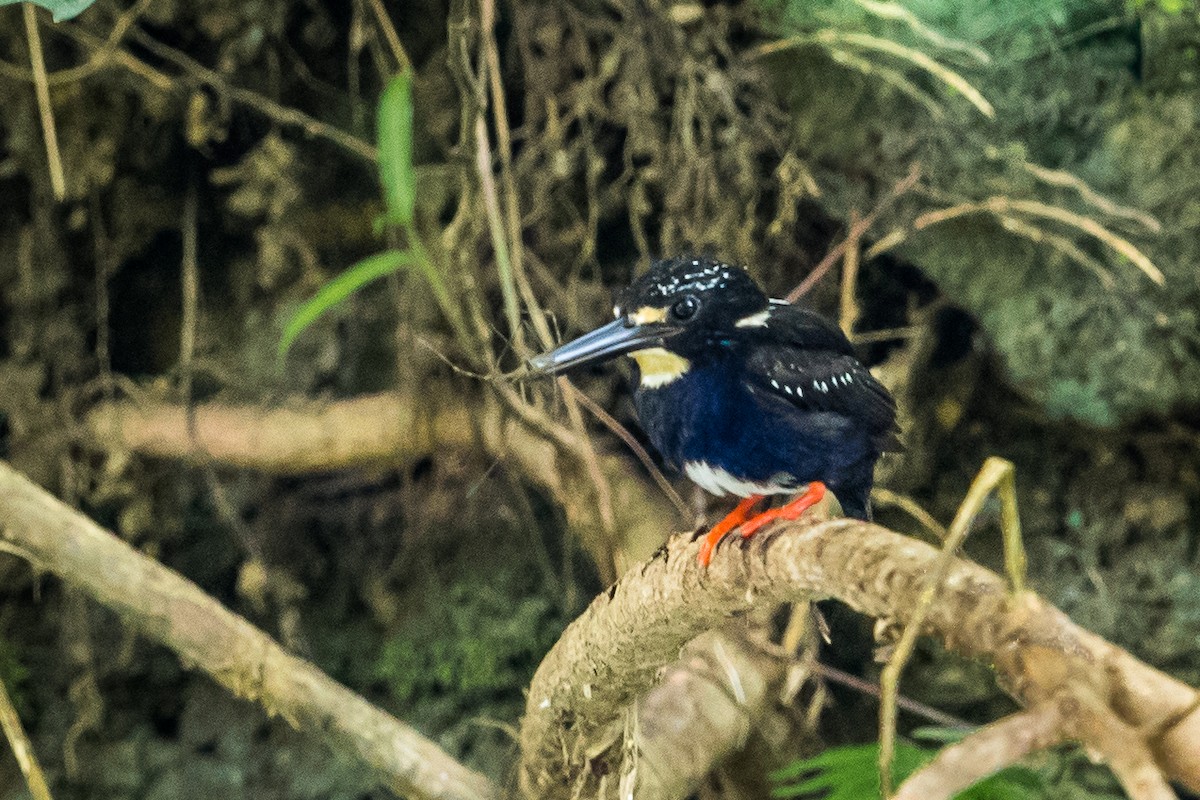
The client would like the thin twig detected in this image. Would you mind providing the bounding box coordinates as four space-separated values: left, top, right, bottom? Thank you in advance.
365 0 411 72
179 176 199 409
23 3 65 200
788 164 921 300
555 377 618 562
51 23 173 91
878 457 1026 796
914 195 1164 285
815 662 970 730
838 210 862 335
0 672 53 800
0 0 154 87
479 0 552 351
563 382 690 521
871 488 948 540
1021 161 1161 233
128 29 378 163
474 116 527 356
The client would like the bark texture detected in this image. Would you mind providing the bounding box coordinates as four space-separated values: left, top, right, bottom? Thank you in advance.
517 519 1200 798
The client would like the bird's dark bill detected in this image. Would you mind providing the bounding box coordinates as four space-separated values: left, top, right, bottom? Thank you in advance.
527 318 674 375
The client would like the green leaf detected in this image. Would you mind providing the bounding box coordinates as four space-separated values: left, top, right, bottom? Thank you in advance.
278 249 415 363
771 741 1048 800
1 0 97 21
377 70 416 227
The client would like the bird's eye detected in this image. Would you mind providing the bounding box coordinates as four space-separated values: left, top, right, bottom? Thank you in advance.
671 296 700 321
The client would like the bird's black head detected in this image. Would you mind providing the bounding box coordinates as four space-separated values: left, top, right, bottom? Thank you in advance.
528 256 769 381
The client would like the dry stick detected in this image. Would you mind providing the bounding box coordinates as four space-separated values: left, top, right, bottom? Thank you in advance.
49 0 155 86
365 0 411 72
128 29 378 164
0 0 156 87
179 178 199 408
815 663 968 730
838 210 863 336
474 116 527 357
787 163 922 301
563 381 690 522
51 23 173 91
913 196 1164 285
23 3 65 200
1022 161 1161 233
878 457 1025 797
871 488 948 540
516 518 1200 799
0 671 53 800
555 375 619 570
468 78 619 565
0 461 497 800
893 704 1067 800
479 0 549 351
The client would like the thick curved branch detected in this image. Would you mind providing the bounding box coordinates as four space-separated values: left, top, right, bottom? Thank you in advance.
518 519 1200 798
0 461 497 800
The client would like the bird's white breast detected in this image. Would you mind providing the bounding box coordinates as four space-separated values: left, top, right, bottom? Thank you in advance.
683 461 794 497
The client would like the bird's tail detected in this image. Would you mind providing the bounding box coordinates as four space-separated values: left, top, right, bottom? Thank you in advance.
836 485 872 521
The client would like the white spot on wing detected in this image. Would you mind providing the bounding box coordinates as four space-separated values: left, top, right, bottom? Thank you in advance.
734 308 771 328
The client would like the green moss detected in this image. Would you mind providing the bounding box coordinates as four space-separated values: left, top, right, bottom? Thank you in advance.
374 556 571 706
762 0 1200 425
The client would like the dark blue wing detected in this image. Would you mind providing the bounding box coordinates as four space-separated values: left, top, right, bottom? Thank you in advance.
742 303 899 448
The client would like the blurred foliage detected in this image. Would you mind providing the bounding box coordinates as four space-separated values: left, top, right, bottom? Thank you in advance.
762 0 1200 425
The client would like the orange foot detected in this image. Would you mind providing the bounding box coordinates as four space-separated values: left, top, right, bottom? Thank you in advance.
736 481 828 539
698 495 764 566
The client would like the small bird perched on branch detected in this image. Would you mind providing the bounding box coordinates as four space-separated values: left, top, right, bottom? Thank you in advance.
528 255 898 565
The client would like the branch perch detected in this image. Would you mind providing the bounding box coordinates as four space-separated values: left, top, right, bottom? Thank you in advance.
517 518 1200 798
0 461 497 800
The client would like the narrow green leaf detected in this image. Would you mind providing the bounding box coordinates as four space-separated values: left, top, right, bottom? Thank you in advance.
0 0 97 21
771 743 931 800
377 70 416 227
278 249 414 363
771 740 1049 800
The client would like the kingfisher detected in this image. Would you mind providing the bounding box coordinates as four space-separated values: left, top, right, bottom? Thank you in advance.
527 255 898 566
